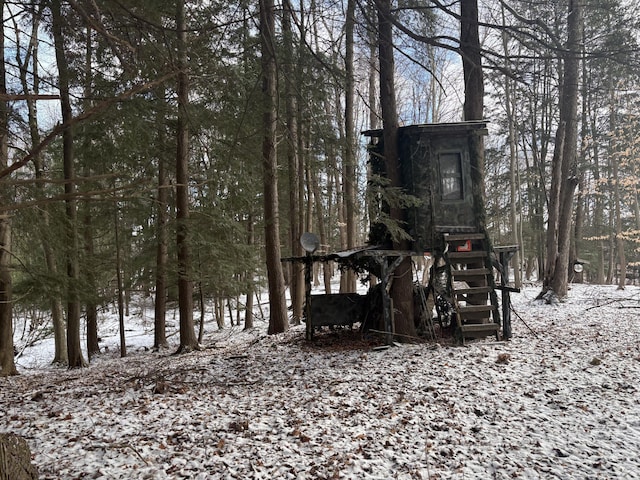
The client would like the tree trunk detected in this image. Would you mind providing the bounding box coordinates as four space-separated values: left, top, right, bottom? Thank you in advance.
260 0 289 334
548 0 583 298
612 148 626 290
82 26 100 360
311 165 332 294
15 6 67 364
282 0 304 324
500 5 521 288
198 281 205 342
343 0 357 293
52 0 86 368
587 93 605 284
244 215 255 330
175 0 198 352
114 204 126 357
154 90 169 350
460 0 492 312
610 88 626 290
461 0 487 229
367 24 379 288
376 0 416 339
0 1 16 376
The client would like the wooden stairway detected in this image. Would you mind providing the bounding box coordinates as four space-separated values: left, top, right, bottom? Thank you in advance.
443 233 501 343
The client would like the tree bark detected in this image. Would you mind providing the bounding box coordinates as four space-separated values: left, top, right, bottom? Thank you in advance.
175 0 198 352
500 4 521 288
343 0 357 293
82 26 100 360
376 0 416 339
114 204 126 357
0 0 16 376
547 0 583 298
461 0 484 123
14 6 67 364
612 146 626 290
282 0 304 324
610 88 626 290
154 90 169 350
260 0 289 334
244 215 255 330
52 0 86 368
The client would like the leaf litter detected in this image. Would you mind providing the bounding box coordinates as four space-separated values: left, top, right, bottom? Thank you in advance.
1 283 639 479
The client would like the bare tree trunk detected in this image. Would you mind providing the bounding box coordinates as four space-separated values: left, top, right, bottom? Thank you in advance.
500 5 521 288
609 88 626 290
83 206 100 358
612 150 626 290
282 0 304 324
14 5 67 364
52 0 86 368
175 0 198 352
367 25 379 287
0 1 16 376
82 26 100 360
606 210 614 285
549 0 583 298
260 0 289 334
154 89 169 350
244 215 255 330
376 0 415 339
215 297 224 329
114 204 126 357
332 97 348 293
0 211 13 376
461 0 484 124
343 0 357 293
197 281 205 342
311 168 332 293
461 0 493 313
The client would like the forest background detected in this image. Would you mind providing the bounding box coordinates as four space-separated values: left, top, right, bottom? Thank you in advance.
1 0 639 374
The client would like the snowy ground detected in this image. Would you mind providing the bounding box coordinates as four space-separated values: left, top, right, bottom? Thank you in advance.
1 282 640 479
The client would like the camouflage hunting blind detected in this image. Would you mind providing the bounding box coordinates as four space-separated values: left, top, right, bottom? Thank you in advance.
364 121 489 253
363 121 517 343
288 121 517 344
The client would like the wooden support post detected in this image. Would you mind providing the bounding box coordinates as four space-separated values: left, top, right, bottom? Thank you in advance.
304 253 313 340
372 253 405 345
499 250 515 339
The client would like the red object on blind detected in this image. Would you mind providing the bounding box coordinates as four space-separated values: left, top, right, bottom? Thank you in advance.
456 240 472 252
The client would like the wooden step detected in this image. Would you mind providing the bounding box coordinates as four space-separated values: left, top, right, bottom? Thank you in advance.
460 323 500 338
458 304 495 314
454 286 493 295
444 233 486 242
451 268 491 277
458 304 496 322
448 251 487 262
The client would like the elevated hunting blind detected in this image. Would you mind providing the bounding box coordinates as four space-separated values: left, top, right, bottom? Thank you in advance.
364 121 489 253
362 121 518 342
285 121 518 344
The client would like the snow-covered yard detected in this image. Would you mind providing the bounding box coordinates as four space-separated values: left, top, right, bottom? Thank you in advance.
2 283 639 479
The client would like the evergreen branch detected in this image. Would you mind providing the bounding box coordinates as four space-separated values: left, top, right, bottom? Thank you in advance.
0 71 178 181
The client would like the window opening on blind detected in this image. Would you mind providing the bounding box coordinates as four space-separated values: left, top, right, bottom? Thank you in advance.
439 152 463 200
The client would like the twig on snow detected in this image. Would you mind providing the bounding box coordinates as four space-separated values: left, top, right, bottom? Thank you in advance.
510 305 539 339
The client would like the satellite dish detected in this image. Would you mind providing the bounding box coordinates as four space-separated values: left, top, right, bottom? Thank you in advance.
573 263 584 273
300 232 320 254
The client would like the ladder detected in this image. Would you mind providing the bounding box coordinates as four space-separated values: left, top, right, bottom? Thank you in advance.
442 232 501 343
